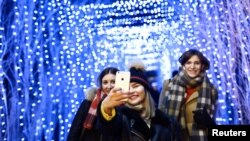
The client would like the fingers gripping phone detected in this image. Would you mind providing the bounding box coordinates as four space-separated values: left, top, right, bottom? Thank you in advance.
115 71 130 91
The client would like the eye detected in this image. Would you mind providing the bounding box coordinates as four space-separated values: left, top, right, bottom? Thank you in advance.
111 80 115 84
194 61 201 65
186 61 192 65
102 81 108 85
131 84 140 88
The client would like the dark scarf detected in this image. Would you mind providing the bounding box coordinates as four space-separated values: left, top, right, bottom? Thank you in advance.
83 89 105 129
166 69 216 141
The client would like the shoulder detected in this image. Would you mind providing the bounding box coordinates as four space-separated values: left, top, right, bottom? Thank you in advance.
151 109 170 127
162 79 171 91
163 79 171 86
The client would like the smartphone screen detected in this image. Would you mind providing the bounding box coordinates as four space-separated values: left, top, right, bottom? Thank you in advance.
115 71 130 91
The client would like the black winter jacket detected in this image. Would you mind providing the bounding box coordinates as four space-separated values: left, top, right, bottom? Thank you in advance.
97 104 172 141
67 87 114 141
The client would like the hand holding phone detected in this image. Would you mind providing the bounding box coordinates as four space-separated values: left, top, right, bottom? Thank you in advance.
115 71 130 92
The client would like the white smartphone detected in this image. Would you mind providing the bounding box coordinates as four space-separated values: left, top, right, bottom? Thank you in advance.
115 71 130 91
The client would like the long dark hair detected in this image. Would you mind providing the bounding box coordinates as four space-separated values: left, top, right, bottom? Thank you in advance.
179 49 210 71
97 67 119 89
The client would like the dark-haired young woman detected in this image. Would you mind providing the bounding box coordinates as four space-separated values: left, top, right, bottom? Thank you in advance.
160 49 218 141
67 67 119 141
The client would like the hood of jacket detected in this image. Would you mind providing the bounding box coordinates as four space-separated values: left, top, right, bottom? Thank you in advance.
84 87 98 101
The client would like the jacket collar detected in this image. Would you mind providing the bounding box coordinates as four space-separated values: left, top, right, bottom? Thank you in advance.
84 87 98 101
185 91 199 104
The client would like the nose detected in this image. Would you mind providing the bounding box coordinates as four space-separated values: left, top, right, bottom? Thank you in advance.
107 83 113 89
129 87 134 93
190 63 195 68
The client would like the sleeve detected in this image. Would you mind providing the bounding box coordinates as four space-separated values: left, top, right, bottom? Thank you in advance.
96 100 123 136
101 103 116 121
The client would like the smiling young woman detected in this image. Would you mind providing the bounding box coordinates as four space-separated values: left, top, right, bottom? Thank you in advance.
159 49 218 141
67 67 119 141
97 61 172 141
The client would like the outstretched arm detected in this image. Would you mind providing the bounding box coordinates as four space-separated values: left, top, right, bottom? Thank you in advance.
96 87 130 135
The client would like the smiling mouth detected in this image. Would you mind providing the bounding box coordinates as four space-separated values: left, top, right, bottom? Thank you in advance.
188 70 197 73
129 94 138 99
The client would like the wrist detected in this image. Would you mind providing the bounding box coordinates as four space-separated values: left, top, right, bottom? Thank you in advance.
101 103 116 121
103 104 112 116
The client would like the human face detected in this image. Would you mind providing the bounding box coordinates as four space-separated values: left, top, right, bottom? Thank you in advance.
183 55 203 78
101 73 116 94
127 82 145 106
